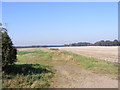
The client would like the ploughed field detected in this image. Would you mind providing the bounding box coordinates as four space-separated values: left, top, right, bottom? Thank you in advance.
3 47 118 88
50 46 118 63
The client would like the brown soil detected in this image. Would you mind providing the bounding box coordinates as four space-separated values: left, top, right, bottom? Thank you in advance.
50 63 118 88
51 46 118 63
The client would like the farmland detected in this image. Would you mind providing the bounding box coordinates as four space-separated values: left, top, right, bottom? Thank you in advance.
50 46 119 63
3 46 118 88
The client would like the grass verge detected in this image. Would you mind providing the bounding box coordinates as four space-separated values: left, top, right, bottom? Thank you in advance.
63 51 118 77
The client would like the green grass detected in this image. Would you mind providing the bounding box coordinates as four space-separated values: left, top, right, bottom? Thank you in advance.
17 50 49 55
3 50 54 88
17 50 53 65
63 51 118 76
3 64 54 88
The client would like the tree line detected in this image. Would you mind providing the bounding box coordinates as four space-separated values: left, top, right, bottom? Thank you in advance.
15 40 120 48
64 40 120 46
15 45 64 48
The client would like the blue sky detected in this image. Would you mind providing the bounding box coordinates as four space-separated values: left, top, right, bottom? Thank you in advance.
2 2 118 46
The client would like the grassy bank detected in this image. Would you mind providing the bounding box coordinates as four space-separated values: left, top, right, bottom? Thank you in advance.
3 50 54 88
63 51 118 77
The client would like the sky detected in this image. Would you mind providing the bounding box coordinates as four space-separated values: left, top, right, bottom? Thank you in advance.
2 2 118 46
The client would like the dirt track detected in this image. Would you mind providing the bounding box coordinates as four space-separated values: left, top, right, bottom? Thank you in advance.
50 46 118 63
50 63 118 88
50 50 118 88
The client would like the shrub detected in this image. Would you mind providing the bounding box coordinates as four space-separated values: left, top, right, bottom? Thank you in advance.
1 29 17 70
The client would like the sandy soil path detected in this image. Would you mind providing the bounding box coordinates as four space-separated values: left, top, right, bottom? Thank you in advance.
50 63 118 88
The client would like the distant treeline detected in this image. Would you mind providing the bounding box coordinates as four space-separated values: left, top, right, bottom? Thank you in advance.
15 40 120 48
15 45 64 48
64 40 120 46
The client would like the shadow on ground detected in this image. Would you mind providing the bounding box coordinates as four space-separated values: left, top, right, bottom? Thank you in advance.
3 64 52 76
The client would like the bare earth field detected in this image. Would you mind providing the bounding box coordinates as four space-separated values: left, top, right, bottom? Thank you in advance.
50 46 119 63
17 47 118 88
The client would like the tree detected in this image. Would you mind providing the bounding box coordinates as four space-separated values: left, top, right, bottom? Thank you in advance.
1 28 17 70
113 39 119 46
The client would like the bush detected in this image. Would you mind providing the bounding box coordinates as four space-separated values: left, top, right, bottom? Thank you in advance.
1 29 17 70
